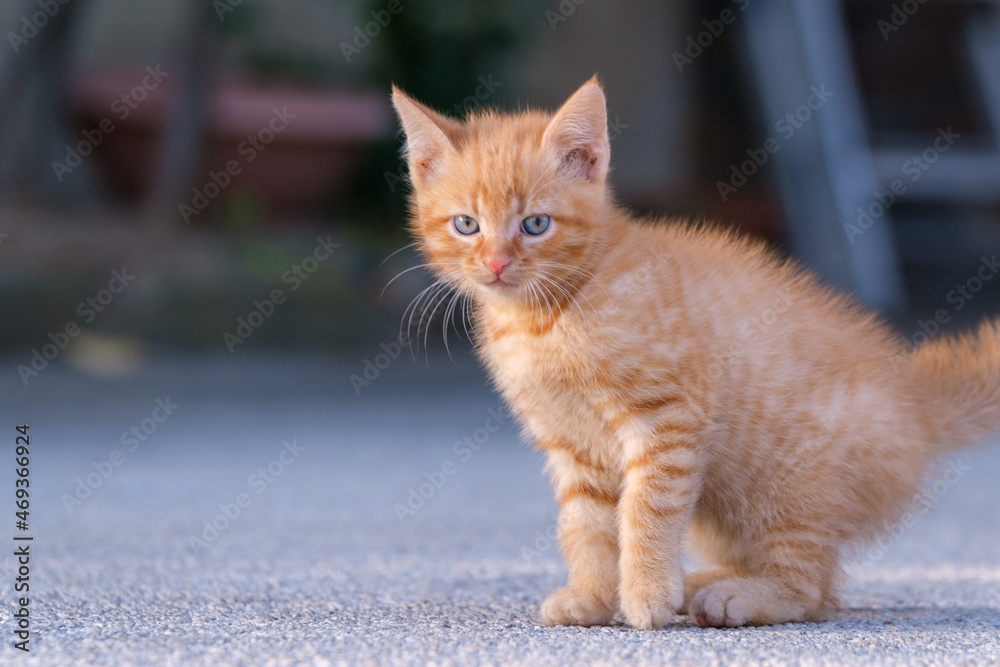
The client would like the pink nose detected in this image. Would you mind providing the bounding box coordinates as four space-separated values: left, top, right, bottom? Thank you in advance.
484 257 512 277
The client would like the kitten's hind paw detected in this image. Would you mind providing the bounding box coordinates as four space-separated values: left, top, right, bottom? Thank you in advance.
689 577 821 627
540 587 615 627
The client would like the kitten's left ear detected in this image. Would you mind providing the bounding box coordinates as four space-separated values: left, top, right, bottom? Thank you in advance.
391 86 460 186
541 77 610 182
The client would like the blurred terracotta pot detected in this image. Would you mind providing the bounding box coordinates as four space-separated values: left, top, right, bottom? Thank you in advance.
70 67 392 216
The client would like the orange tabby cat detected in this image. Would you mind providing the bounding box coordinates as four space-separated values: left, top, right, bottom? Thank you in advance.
391 77 1000 629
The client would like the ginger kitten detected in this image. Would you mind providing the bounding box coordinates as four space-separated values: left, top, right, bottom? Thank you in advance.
390 78 1000 629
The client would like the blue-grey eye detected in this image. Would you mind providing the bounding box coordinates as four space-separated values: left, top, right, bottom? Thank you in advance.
522 214 551 236
453 215 480 235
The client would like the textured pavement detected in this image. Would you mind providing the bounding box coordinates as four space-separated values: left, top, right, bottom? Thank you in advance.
1 348 998 666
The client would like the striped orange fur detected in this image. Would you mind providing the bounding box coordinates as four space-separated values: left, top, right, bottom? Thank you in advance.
391 78 1000 629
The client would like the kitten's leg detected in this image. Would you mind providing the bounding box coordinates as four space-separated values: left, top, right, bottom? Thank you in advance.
618 426 701 630
538 440 620 627
688 539 836 627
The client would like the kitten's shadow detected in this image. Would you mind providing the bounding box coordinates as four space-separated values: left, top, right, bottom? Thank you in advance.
831 605 999 628
591 606 1000 632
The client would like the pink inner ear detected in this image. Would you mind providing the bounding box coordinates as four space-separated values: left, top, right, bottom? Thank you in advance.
563 147 598 179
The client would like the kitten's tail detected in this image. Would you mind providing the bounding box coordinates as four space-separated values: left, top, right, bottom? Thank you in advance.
908 318 1000 452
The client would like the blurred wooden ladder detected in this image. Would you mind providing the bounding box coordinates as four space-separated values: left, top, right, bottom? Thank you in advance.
742 0 1000 315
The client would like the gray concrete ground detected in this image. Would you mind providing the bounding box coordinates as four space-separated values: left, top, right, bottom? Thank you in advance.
0 348 998 666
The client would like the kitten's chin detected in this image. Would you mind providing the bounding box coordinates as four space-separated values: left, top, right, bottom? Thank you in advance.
476 277 523 300
480 278 515 292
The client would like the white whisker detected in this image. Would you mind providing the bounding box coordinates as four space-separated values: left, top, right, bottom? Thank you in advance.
381 261 462 303
420 282 456 362
378 241 420 270
536 261 611 302
442 288 465 362
533 267 600 327
404 279 452 355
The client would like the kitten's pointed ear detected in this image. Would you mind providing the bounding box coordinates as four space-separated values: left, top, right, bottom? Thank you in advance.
391 86 459 186
541 78 610 182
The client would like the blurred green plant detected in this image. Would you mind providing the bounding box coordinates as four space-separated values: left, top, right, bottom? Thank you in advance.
221 191 268 235
363 0 538 111
215 0 363 85
241 51 344 86
210 0 541 258
338 0 541 249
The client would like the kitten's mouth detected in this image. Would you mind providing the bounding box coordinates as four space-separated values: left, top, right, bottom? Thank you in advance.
479 276 523 296
484 276 515 288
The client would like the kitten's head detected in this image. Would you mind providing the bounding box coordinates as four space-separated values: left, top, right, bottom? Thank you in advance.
391 78 613 308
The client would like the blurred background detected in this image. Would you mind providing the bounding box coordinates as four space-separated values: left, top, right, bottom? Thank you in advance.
3 6 1000 660
1 0 1000 361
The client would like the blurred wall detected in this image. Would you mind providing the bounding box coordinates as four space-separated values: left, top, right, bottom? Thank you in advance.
519 1 694 207
0 0 697 209
0 0 359 67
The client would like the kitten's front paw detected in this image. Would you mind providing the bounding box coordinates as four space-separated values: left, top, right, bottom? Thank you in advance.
619 570 683 630
540 587 615 627
620 588 678 630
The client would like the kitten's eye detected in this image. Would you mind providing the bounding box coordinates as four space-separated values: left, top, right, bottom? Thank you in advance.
521 214 551 236
452 215 480 235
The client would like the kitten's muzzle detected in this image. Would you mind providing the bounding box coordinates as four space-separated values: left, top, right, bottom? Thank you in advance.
484 257 512 277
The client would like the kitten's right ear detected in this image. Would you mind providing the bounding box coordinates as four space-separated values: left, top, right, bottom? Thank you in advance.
542 78 610 183
391 86 459 186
